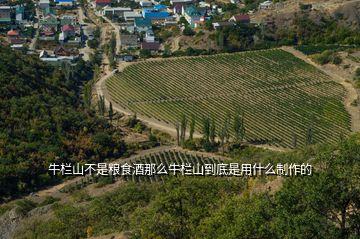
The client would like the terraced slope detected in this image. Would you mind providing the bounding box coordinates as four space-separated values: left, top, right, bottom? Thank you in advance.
106 49 350 147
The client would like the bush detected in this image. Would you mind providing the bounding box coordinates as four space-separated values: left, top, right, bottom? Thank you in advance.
38 196 60 207
15 199 37 216
183 26 195 36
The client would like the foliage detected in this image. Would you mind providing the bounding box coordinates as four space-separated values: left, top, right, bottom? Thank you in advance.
0 46 126 201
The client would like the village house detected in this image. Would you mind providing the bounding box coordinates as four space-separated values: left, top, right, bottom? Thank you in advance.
144 29 155 42
120 34 138 49
212 21 234 30
141 42 160 52
39 0 50 9
55 0 76 7
7 29 25 44
170 0 193 4
123 11 143 22
102 6 132 17
229 14 250 24
182 5 206 28
15 5 25 24
259 0 273 10
134 17 152 32
54 46 79 56
0 6 11 24
95 0 111 8
142 4 170 21
139 0 152 8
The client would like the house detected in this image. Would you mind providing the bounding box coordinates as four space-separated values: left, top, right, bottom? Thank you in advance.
39 50 77 64
54 46 79 56
183 5 206 28
60 15 77 26
140 0 152 7
15 5 25 23
55 0 76 6
134 17 152 32
120 34 138 49
142 5 170 21
170 0 193 4
102 6 132 17
144 29 155 42
61 24 76 38
40 16 59 31
95 0 111 8
39 0 50 9
141 42 160 51
123 11 143 22
171 3 187 15
212 21 234 30
0 6 11 24
117 54 134 62
43 7 55 17
259 0 273 10
229 15 250 24
7 30 25 44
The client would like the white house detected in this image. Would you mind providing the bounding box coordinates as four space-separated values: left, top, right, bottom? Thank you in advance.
144 29 155 43
259 0 273 10
102 6 132 17
140 0 152 7
123 11 143 22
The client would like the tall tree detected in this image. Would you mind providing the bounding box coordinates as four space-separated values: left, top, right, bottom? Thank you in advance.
108 101 114 122
189 114 195 140
202 116 210 143
180 114 187 144
210 117 216 144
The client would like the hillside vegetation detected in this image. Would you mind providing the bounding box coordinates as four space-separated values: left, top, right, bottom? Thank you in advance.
106 49 350 148
0 46 126 201
13 135 360 239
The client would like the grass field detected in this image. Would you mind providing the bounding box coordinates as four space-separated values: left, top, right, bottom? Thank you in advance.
106 49 351 148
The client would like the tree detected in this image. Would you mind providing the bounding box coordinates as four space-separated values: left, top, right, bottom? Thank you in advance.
183 26 195 36
175 122 180 146
108 101 114 122
209 117 216 144
233 108 245 143
202 116 210 143
180 114 187 145
189 114 195 140
98 95 106 116
306 126 313 145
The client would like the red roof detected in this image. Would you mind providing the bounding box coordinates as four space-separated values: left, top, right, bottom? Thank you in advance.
95 0 111 3
7 30 19 36
232 15 250 22
62 24 75 32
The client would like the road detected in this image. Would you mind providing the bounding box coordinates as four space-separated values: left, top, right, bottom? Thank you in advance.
29 7 40 51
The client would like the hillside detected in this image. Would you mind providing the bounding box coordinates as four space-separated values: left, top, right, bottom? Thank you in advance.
106 49 350 148
0 46 126 201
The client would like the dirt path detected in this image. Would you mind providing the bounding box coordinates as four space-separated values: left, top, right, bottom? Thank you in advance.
282 46 360 133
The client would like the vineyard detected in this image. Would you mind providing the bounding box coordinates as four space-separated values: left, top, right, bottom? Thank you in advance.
106 49 351 148
60 150 222 192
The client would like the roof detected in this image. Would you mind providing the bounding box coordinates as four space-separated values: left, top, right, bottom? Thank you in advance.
56 0 75 2
95 0 111 4
143 9 170 19
184 6 206 17
141 42 160 50
135 17 152 27
7 30 19 36
120 34 138 45
60 18 72 25
231 15 250 22
124 11 143 19
153 4 167 11
213 22 234 27
16 6 25 14
0 6 11 10
62 24 75 31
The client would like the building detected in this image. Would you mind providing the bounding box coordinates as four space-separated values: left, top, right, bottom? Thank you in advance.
134 17 152 32
120 34 138 49
141 42 160 51
123 11 143 22
43 7 55 17
259 0 273 10
0 6 11 24
144 29 155 42
95 0 111 8
139 0 152 7
55 0 76 6
183 5 206 28
39 0 50 9
212 21 234 30
54 46 79 56
229 15 250 24
102 6 132 17
7 30 25 44
15 5 25 23
142 5 170 21
170 0 193 4
39 50 77 64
